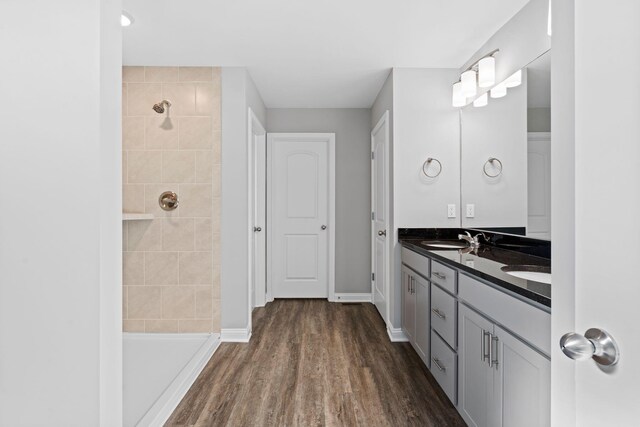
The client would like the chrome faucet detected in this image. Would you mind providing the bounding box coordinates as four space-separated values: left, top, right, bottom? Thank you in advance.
458 231 488 249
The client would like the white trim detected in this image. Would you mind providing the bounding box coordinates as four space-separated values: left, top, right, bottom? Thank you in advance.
266 133 336 301
221 328 253 343
527 131 551 141
387 326 409 342
371 111 391 325
137 333 221 427
333 293 373 303
248 108 267 320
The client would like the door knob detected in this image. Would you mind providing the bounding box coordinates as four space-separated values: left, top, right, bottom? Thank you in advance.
254 227 262 232
321 225 327 230
560 328 620 366
378 230 386 236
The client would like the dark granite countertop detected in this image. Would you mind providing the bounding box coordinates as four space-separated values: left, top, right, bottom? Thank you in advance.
400 238 551 309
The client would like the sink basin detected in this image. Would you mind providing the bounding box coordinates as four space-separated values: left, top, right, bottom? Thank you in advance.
501 265 552 284
421 240 469 249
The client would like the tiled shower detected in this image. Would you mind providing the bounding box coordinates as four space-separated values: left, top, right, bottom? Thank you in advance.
121 66 221 333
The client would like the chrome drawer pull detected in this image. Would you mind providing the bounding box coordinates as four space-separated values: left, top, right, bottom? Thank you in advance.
482 330 490 362
491 335 499 369
431 308 446 319
432 357 446 372
433 272 447 280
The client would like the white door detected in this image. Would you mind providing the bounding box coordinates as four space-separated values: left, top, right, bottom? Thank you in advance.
527 132 551 239
268 133 335 298
249 109 267 307
495 325 550 427
458 304 494 427
372 111 389 320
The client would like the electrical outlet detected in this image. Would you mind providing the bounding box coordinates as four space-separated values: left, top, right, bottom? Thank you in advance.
447 204 456 218
466 204 475 218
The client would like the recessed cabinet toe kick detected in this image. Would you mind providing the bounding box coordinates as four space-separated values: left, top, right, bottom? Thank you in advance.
401 245 551 427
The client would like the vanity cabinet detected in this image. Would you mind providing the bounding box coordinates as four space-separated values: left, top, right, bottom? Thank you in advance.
400 244 550 427
458 304 550 427
401 255 430 366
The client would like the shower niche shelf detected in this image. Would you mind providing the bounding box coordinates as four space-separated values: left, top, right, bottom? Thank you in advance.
122 213 154 221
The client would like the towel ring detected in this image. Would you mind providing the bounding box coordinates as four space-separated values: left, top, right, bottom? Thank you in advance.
483 157 503 178
422 158 442 178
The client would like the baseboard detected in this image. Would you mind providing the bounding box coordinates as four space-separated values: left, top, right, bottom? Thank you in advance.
387 326 409 342
221 328 252 343
138 333 221 427
332 293 373 303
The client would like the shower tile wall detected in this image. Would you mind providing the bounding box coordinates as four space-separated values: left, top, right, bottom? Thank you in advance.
122 66 221 333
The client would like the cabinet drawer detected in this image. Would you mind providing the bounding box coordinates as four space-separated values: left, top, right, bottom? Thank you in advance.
401 247 430 279
431 260 456 294
431 330 457 405
431 285 457 349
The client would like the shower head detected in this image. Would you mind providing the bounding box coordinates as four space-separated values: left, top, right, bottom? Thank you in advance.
152 100 171 114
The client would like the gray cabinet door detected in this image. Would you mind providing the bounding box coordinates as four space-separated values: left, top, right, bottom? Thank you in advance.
402 266 415 341
494 325 550 427
458 304 494 427
414 274 430 365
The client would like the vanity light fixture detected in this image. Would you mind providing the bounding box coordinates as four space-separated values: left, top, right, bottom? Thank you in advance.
490 82 507 98
121 11 134 27
473 93 488 107
504 69 522 88
461 70 477 98
478 57 496 88
452 49 499 107
452 82 466 107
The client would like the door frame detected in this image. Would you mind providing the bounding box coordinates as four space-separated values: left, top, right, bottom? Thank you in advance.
371 111 390 323
266 133 336 302
247 108 267 319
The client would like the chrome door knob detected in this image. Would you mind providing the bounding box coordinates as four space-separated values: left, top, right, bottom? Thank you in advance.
560 328 620 366
321 225 327 230
378 230 386 236
253 227 262 232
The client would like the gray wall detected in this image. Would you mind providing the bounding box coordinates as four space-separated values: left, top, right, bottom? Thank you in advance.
221 68 267 332
267 108 371 294
528 107 551 132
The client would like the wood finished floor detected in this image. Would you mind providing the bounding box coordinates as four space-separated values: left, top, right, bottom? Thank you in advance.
166 300 465 427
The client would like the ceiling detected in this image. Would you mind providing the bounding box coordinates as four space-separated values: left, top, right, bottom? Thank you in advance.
123 0 530 108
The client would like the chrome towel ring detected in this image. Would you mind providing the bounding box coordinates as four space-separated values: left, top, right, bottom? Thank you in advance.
422 157 442 178
483 157 503 178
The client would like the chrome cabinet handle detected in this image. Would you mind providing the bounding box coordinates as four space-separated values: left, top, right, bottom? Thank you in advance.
411 277 414 294
433 272 446 280
432 357 446 372
560 328 620 366
491 335 499 369
378 230 386 236
253 226 262 232
321 225 327 230
432 308 446 319
482 330 490 362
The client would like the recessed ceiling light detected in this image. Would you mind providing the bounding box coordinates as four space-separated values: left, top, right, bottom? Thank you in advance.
121 11 134 27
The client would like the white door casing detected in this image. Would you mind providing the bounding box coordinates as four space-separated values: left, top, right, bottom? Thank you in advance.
371 111 390 322
248 109 267 309
267 133 335 299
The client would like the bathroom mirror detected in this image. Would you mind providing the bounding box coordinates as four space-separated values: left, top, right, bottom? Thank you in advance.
460 50 551 240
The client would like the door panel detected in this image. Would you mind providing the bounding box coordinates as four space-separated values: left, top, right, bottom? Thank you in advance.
270 134 330 298
527 134 551 239
496 325 550 427
372 112 389 320
458 304 494 427
414 275 430 365
402 267 415 341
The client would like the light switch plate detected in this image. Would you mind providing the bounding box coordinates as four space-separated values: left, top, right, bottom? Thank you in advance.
447 204 456 218
466 204 475 218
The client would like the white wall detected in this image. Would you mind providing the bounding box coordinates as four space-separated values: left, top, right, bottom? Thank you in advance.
393 68 461 228
221 68 266 333
0 0 122 425
460 0 550 102
266 108 371 294
460 75 528 229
